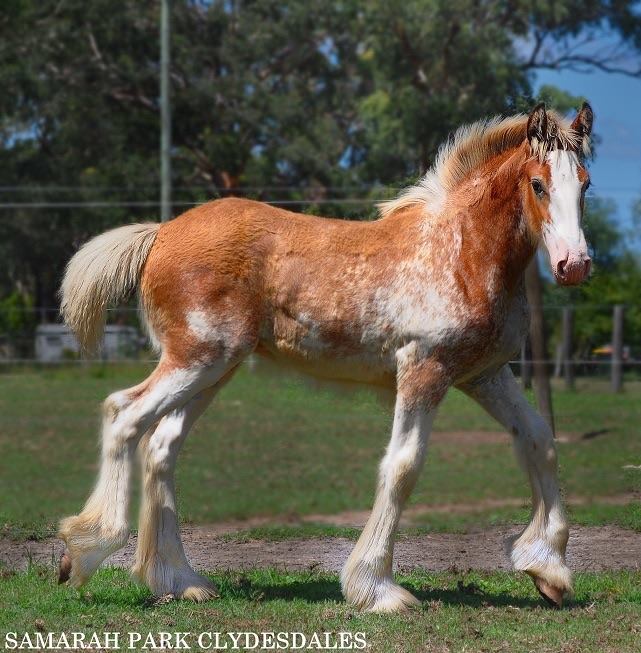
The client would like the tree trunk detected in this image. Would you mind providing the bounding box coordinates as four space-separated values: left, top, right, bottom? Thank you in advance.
562 306 575 390
520 338 532 390
524 255 555 436
553 342 562 378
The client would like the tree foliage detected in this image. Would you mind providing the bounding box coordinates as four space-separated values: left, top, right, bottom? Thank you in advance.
545 198 641 355
1 0 640 322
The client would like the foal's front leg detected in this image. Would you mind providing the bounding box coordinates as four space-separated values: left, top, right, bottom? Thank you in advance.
460 365 571 607
341 357 447 612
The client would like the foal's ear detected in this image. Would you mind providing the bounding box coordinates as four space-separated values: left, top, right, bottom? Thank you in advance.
570 102 593 157
527 102 548 154
571 102 594 156
571 102 593 137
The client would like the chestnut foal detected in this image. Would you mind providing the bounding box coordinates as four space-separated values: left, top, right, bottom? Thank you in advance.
58 102 593 612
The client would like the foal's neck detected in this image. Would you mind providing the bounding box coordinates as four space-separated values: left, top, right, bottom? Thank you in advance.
447 144 536 295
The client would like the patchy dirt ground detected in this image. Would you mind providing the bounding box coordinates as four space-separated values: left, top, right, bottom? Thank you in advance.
305 493 637 525
2 524 639 575
429 430 585 445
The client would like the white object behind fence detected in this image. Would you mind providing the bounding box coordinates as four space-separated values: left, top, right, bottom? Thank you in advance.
35 324 140 362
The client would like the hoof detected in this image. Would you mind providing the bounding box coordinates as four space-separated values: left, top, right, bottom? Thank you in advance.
148 586 217 605
133 560 218 603
532 576 564 608
58 515 128 587
366 583 421 613
180 581 219 603
58 550 72 585
342 565 420 614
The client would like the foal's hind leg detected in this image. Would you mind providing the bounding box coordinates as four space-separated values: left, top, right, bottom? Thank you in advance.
460 365 571 607
58 359 232 587
132 368 237 601
341 355 448 612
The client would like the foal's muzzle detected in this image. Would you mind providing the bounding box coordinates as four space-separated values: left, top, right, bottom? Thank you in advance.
554 254 591 286
544 232 591 286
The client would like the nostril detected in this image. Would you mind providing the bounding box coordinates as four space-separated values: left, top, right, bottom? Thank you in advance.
584 258 592 277
556 259 567 278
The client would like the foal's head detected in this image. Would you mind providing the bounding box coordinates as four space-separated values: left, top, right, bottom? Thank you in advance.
522 102 593 286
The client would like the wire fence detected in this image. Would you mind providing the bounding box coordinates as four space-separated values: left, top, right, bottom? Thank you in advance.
0 186 630 210
0 187 638 379
0 198 384 209
0 305 638 386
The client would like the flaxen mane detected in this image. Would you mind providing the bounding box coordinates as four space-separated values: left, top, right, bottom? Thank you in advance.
378 110 587 218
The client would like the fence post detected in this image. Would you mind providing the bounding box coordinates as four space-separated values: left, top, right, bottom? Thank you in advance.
562 306 574 390
611 304 624 393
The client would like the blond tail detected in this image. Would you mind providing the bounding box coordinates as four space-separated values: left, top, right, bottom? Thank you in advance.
60 223 160 353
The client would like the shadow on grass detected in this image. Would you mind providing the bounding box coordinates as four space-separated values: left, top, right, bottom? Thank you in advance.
79 569 591 611
582 428 611 440
210 574 590 610
411 584 583 609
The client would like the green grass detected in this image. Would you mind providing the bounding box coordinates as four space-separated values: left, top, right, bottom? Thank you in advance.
1 365 639 537
2 368 639 650
1 566 640 652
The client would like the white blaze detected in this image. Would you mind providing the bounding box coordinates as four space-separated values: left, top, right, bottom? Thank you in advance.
544 150 588 255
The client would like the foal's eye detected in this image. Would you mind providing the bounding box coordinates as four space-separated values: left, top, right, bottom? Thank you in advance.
531 179 545 197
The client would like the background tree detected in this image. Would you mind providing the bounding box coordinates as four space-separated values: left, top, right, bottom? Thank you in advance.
1 0 641 328
546 198 641 358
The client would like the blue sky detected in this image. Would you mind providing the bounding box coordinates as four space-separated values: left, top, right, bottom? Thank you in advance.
535 68 641 235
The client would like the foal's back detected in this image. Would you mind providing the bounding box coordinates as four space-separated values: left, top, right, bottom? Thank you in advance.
140 198 434 377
